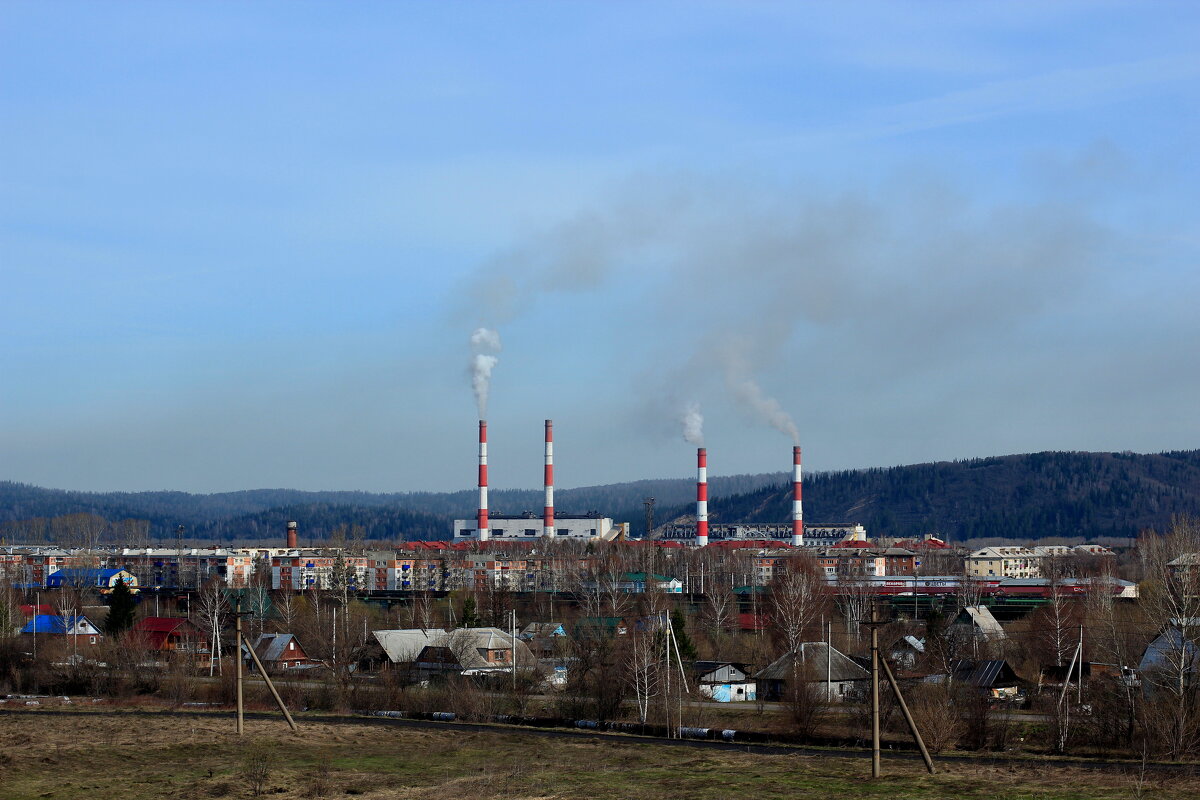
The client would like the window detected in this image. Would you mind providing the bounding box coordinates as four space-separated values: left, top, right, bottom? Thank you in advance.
459 529 472 537
492 529 505 537
524 529 537 536
289 642 295 651
557 529 568 536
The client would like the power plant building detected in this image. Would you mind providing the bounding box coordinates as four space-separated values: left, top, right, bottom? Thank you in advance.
454 513 621 541
660 522 866 547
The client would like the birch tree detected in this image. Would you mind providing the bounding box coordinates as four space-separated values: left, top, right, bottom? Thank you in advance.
1138 517 1200 758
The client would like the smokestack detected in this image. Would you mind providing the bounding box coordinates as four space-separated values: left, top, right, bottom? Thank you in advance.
543 420 555 538
478 420 490 542
792 446 804 547
696 447 709 547
286 520 298 549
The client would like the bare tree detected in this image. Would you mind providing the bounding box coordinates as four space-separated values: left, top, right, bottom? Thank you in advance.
835 567 872 645
769 555 828 655
1138 517 1200 759
194 578 229 676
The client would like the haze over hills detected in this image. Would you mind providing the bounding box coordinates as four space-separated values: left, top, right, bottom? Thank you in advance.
2 450 1199 544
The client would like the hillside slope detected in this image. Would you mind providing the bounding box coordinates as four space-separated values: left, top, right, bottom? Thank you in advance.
659 450 1200 542
3 450 1199 542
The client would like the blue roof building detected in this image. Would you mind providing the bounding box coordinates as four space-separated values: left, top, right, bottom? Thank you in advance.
46 568 138 590
20 614 103 636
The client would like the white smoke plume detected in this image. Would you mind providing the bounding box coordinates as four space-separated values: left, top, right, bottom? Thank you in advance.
470 327 502 351
679 401 704 445
733 378 800 444
469 327 502 418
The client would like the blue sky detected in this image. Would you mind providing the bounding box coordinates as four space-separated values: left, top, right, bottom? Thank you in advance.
2 1 1197 493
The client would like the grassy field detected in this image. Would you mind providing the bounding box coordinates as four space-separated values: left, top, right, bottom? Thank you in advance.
0 707 1190 800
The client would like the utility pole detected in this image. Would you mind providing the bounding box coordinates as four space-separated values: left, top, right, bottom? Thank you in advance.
176 524 186 590
237 596 299 733
643 497 655 539
870 602 881 778
863 601 936 776
235 597 244 735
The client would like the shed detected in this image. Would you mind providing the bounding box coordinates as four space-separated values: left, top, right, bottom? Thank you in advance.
946 659 1025 701
889 635 926 670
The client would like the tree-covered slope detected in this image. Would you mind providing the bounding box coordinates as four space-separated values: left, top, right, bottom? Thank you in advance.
656 450 1200 542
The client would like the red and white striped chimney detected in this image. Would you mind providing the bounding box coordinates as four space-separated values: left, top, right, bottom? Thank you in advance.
543 419 555 538
791 445 804 547
477 420 490 542
696 447 709 547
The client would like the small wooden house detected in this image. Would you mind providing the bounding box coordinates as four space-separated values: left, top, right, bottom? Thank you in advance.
693 661 756 702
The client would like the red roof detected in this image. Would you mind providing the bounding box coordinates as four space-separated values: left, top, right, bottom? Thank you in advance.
709 540 795 550
737 612 767 631
134 617 195 633
133 617 203 649
832 539 873 548
895 537 951 550
20 604 55 617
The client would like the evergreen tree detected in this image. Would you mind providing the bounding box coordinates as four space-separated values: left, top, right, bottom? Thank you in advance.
669 608 697 661
460 595 480 629
104 578 137 635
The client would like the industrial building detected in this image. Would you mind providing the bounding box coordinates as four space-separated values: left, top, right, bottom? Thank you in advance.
454 512 621 541
458 418 623 541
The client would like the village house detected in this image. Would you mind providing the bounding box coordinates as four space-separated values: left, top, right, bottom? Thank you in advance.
414 627 535 677
755 643 868 702
20 614 104 648
244 633 316 672
693 661 756 702
132 617 208 656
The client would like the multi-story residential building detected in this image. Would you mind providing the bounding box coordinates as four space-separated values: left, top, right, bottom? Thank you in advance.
270 550 369 591
110 548 255 588
966 546 1039 578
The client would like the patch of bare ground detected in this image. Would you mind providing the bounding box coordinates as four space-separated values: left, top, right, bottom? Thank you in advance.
0 710 1193 800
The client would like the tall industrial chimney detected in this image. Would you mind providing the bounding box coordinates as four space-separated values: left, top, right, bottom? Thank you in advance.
286 520 298 549
477 420 490 542
543 419 555 538
696 447 709 547
791 446 804 547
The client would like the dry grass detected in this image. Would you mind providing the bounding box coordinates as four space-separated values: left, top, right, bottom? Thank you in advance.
0 707 1194 800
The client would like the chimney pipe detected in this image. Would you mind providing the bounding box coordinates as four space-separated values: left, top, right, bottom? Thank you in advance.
791 446 804 547
696 447 709 547
477 420 490 542
543 420 555 538
286 520 298 549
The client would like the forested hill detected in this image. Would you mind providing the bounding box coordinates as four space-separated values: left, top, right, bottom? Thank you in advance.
656 450 1200 542
0 471 785 543
3 450 1199 543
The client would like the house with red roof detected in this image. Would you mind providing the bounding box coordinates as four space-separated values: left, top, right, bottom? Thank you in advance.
132 617 208 657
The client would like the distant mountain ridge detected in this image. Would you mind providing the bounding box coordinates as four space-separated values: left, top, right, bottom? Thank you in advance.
3 449 1199 543
656 450 1200 543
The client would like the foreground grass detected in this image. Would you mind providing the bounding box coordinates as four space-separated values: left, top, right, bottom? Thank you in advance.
0 709 1188 799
